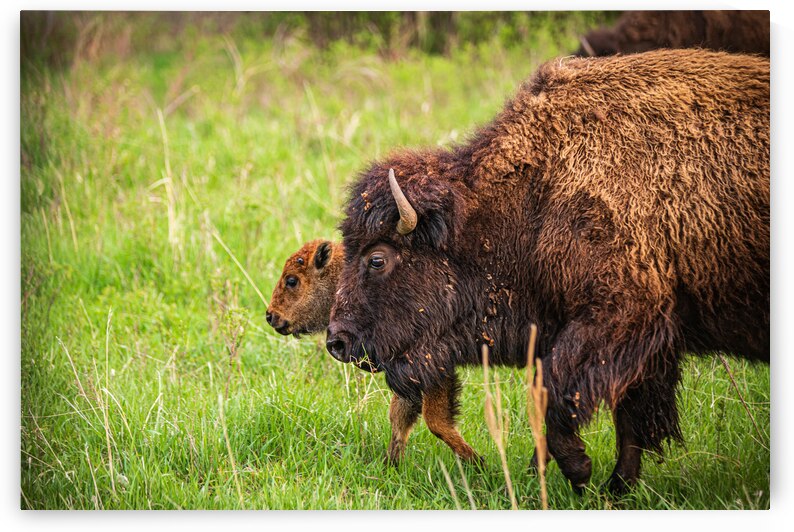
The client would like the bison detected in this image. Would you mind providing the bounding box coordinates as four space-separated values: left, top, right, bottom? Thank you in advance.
325 49 769 494
576 11 769 58
267 239 343 337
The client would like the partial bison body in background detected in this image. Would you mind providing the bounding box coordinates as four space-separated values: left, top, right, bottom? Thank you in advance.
576 11 769 57
327 49 769 494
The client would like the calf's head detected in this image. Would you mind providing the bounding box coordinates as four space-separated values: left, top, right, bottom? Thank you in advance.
327 162 472 394
267 239 341 337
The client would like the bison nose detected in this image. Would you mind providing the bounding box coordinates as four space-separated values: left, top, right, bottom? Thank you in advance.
326 327 352 362
266 311 290 334
326 336 347 361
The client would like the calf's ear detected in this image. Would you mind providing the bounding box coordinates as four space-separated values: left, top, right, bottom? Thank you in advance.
313 241 332 270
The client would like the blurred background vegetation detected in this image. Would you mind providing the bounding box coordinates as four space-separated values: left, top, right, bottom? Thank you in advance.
20 11 769 510
21 11 619 68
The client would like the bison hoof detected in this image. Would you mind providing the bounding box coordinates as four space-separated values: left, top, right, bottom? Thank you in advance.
605 472 636 496
386 442 406 466
558 454 592 495
528 450 554 474
571 482 588 496
460 452 485 469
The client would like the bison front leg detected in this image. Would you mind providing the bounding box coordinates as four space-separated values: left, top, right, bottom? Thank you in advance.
543 327 599 493
529 448 553 471
546 418 592 494
422 376 480 463
387 393 422 464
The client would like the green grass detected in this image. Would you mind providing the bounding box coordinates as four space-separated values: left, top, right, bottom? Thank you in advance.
20 14 770 510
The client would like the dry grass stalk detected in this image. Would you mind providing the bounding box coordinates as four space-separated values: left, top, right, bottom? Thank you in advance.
718 354 765 444
40 207 54 265
103 309 116 495
164 85 199 117
156 109 183 260
211 278 247 400
455 456 477 510
525 324 549 510
218 394 245 508
438 459 462 510
482 344 518 510
55 169 78 252
84 444 103 510
59 337 88 400
103 387 132 438
222 34 267 97
28 408 67 475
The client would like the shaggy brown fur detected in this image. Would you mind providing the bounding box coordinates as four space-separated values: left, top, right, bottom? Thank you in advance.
327 49 769 494
267 240 343 337
577 11 769 58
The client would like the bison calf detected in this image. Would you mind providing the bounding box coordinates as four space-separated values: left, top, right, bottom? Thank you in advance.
267 239 343 338
327 49 769 494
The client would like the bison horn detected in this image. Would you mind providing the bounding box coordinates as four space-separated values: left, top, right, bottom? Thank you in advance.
579 35 596 57
388 168 417 235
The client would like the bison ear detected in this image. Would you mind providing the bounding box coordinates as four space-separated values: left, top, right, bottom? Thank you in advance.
413 209 450 250
313 241 332 270
407 183 463 251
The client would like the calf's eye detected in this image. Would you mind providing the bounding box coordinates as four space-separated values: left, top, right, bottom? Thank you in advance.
286 276 299 288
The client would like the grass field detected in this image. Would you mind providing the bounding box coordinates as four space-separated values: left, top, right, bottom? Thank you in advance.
20 13 770 510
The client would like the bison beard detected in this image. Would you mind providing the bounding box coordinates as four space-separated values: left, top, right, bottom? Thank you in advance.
327 49 769 495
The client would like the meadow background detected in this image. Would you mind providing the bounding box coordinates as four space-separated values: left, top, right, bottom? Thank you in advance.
20 11 770 510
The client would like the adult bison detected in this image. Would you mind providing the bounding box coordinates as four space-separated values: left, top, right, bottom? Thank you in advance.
325 49 769 494
576 10 769 58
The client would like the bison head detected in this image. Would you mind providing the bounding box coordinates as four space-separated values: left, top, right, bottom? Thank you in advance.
326 158 475 399
267 239 340 337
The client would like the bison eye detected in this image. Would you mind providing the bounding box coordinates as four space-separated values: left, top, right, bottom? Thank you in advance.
285 276 299 288
368 254 386 271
